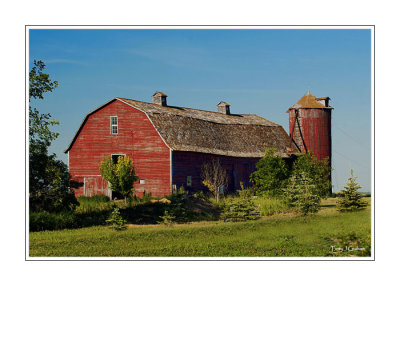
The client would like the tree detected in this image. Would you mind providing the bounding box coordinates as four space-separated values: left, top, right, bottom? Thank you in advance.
336 169 367 212
250 148 290 196
222 183 260 222
106 206 127 231
292 153 331 198
201 159 228 202
100 155 138 202
284 172 321 215
29 60 80 212
29 60 59 149
29 156 80 212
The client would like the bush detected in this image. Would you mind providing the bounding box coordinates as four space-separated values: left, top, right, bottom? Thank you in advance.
30 211 79 232
292 153 331 198
157 210 176 226
250 148 290 197
166 191 193 222
222 197 260 222
222 187 260 222
284 172 321 215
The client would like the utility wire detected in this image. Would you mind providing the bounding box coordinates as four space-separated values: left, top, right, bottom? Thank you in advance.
333 149 370 170
333 124 371 152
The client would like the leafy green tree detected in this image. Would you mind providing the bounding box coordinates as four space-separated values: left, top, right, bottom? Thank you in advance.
250 148 289 196
100 156 138 202
29 60 80 212
30 155 80 212
292 153 331 198
29 60 59 149
337 170 367 212
284 172 321 215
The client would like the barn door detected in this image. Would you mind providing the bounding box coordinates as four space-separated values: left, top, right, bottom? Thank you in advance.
84 177 96 197
84 176 111 198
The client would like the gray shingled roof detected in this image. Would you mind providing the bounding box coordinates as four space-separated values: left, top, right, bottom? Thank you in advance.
65 97 297 157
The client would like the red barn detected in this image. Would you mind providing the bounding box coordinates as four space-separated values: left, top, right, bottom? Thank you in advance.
65 92 301 198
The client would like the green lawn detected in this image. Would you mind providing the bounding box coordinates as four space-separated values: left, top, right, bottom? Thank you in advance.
29 200 371 257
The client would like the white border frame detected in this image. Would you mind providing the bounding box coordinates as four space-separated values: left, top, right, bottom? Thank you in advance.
26 25 374 261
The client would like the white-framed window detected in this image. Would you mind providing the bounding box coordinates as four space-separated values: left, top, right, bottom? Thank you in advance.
110 116 118 134
140 179 145 185
186 176 192 187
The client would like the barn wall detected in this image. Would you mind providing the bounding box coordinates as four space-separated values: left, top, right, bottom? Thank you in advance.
172 151 259 193
68 100 171 198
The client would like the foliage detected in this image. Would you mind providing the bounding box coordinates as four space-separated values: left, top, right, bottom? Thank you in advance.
250 148 290 196
30 211 78 232
29 148 81 213
336 170 368 212
255 196 289 216
157 210 176 226
29 60 80 213
141 190 153 203
106 207 127 231
166 191 193 222
222 185 260 222
201 159 228 202
78 194 110 204
100 155 138 202
284 172 321 215
29 60 59 148
292 153 331 198
194 190 208 200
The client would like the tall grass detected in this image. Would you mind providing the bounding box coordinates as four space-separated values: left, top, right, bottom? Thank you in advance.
254 196 289 216
76 195 113 213
211 194 289 217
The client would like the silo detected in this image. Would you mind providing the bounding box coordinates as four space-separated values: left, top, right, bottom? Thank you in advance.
287 91 333 188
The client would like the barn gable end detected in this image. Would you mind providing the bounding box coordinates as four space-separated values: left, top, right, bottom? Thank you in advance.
68 99 171 198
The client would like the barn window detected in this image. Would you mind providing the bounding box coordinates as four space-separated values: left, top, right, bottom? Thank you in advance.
186 176 192 187
110 116 118 134
140 179 145 185
111 154 124 164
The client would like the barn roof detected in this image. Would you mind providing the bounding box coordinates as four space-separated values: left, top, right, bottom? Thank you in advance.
65 97 298 158
289 91 334 110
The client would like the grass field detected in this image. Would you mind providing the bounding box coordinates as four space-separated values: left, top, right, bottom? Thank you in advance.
29 199 371 257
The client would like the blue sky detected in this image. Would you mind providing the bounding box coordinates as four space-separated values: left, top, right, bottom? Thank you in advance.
29 28 372 192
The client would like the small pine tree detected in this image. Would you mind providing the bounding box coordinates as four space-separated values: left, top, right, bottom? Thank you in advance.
158 210 176 226
284 172 321 215
106 206 127 230
337 170 367 212
222 184 260 222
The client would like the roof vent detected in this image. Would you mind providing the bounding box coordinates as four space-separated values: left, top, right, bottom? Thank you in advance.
217 101 230 115
315 97 330 107
153 92 168 106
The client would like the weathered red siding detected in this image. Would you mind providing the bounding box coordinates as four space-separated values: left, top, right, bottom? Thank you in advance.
68 99 171 198
172 151 259 193
288 108 332 163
